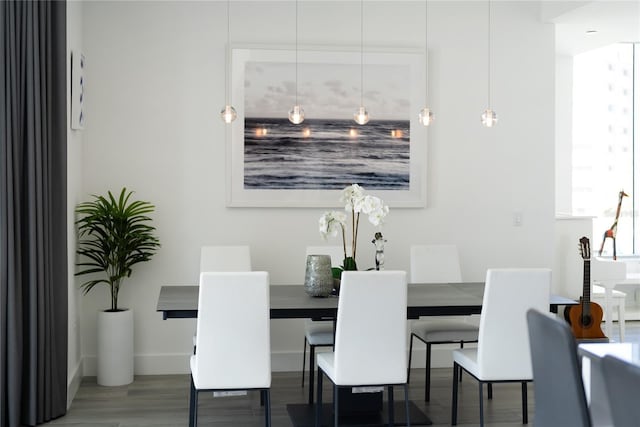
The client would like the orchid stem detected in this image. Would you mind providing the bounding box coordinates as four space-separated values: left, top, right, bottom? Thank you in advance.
353 212 360 261
341 224 347 262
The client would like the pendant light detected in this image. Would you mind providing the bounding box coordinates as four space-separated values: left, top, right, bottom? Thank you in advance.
220 0 237 123
354 0 369 125
481 0 497 127
418 0 434 126
289 0 305 124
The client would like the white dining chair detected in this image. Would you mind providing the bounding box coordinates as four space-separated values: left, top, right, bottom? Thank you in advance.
407 244 478 401
200 245 251 272
193 245 252 350
451 268 551 427
189 271 271 427
315 270 410 427
301 245 346 404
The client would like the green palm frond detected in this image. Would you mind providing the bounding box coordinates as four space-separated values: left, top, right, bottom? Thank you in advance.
75 188 160 311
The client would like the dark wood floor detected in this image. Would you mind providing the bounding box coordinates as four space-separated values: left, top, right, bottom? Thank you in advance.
45 321 637 427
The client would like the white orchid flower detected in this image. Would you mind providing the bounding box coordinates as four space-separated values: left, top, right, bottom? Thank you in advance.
355 195 389 226
340 184 365 212
318 211 346 240
368 204 389 227
318 184 388 265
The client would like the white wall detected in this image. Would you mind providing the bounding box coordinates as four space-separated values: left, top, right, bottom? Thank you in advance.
554 215 593 298
77 0 555 374
66 0 84 406
555 53 573 215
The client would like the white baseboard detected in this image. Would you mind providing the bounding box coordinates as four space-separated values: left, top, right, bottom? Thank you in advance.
80 345 468 377
67 360 83 409
82 356 96 376
136 353 192 374
83 353 192 376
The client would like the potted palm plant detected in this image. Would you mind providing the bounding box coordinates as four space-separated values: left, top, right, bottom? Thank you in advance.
76 188 160 386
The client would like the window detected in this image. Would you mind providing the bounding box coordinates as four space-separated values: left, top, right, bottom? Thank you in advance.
572 43 635 255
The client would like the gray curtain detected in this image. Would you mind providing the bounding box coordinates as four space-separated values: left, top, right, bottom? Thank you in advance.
1 1 68 426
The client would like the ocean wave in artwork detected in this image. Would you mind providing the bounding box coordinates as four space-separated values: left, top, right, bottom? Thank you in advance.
244 117 410 190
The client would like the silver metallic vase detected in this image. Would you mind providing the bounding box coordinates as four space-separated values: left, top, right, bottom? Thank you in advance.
304 254 334 297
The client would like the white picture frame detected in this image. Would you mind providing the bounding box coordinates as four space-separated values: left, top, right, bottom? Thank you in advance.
226 46 427 208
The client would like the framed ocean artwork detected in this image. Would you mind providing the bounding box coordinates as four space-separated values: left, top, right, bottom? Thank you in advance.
226 46 427 208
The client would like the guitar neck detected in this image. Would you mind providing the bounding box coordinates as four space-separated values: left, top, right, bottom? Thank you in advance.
583 259 591 308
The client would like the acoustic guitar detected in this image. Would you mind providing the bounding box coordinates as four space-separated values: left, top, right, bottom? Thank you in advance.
564 236 607 339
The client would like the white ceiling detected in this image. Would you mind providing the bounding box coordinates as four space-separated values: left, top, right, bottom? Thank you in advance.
544 0 640 55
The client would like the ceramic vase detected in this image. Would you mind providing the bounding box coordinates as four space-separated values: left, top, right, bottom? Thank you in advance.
304 254 334 297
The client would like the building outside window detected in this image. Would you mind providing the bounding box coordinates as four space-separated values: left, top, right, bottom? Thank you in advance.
572 43 636 256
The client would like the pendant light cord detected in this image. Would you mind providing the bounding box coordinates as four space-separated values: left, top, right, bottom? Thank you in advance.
225 0 230 105
487 0 492 108
360 0 364 106
295 0 299 106
425 0 428 102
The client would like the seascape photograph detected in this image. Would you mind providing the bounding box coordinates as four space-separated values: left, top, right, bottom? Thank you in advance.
242 55 412 191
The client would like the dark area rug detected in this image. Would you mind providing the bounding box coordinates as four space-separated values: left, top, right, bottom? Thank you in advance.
286 402 432 427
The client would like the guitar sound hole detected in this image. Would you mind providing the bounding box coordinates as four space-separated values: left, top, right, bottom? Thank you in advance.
581 315 592 327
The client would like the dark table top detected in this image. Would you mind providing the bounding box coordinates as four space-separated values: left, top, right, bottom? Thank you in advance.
157 282 577 320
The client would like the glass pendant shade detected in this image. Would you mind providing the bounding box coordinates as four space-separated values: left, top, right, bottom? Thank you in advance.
220 0 235 125
419 0 434 126
289 1 304 125
418 107 434 126
354 106 369 125
481 1 497 128
289 105 305 124
220 105 237 123
481 108 497 127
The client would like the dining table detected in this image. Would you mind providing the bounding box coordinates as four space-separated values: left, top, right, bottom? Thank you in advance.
157 282 575 320
157 282 576 427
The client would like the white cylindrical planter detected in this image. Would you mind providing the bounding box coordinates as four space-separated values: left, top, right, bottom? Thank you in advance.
97 309 134 386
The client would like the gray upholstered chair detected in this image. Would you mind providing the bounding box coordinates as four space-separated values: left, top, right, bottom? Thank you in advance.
526 309 591 427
